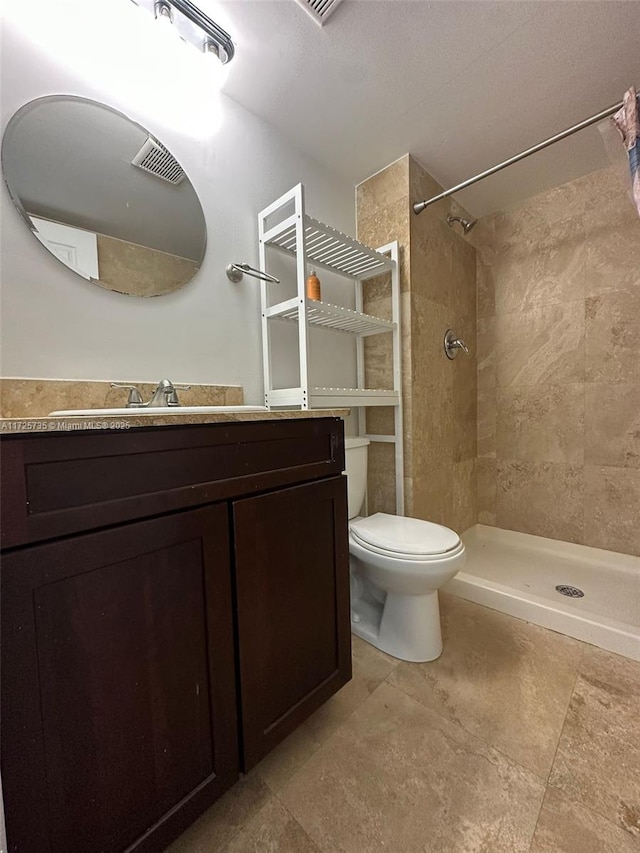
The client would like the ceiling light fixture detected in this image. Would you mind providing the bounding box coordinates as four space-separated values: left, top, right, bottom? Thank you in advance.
137 0 235 63
203 36 220 59
154 0 172 21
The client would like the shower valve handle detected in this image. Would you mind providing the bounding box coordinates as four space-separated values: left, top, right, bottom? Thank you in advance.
444 329 469 359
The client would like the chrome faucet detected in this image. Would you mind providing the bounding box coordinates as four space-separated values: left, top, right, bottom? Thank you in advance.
147 378 185 407
111 379 191 408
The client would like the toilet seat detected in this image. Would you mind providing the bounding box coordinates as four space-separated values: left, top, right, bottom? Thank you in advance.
350 513 461 560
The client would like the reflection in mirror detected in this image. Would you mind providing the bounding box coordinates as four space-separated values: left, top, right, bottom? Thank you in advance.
1 96 207 297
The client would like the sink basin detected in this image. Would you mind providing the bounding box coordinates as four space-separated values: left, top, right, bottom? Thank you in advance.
49 406 269 416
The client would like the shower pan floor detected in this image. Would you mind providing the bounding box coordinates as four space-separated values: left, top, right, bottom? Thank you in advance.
444 525 640 661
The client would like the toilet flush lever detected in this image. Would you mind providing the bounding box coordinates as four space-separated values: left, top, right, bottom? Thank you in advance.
444 329 469 360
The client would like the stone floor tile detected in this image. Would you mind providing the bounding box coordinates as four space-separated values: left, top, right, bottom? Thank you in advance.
256 636 398 792
530 786 640 852
549 646 640 840
165 772 271 853
388 593 584 777
573 645 640 741
220 798 322 853
278 682 545 853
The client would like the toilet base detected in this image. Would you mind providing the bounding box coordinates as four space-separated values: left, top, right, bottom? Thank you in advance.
352 589 443 663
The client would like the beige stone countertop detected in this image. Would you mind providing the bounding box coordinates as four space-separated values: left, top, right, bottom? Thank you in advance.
0 409 349 435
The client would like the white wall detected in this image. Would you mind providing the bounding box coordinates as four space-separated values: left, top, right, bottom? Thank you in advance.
0 1 356 404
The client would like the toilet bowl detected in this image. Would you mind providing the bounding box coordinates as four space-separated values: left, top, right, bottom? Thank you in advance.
345 437 465 662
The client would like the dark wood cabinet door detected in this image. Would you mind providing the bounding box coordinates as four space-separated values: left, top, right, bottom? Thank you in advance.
233 476 351 769
1 506 238 853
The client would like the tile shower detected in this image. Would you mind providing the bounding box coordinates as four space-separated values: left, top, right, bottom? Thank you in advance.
356 157 640 661
476 164 640 554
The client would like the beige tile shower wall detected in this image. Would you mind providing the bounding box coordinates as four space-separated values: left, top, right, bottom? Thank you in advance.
356 155 478 533
476 164 640 557
409 159 477 533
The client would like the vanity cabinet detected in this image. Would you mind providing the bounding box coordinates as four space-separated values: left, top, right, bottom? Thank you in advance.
0 418 351 853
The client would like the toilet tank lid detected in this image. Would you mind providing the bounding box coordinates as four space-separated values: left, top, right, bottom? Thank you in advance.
351 513 460 555
345 436 370 449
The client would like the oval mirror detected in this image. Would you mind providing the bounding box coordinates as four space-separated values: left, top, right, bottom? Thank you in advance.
1 96 207 297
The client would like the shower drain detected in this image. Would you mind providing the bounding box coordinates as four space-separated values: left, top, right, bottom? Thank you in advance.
555 584 584 598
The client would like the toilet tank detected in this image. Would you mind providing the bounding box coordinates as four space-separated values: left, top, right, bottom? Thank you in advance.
344 436 370 519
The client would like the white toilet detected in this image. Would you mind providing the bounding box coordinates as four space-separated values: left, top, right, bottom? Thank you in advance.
345 437 465 662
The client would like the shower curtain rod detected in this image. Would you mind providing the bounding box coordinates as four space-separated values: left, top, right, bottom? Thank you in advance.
412 98 626 215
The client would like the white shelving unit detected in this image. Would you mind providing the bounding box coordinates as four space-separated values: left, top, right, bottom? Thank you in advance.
258 183 403 514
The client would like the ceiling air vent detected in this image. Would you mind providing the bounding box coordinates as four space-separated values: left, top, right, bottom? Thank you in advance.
131 137 185 185
293 0 344 27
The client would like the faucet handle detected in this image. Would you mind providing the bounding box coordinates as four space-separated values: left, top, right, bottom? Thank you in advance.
163 382 191 406
110 383 144 406
169 384 191 405
444 329 470 360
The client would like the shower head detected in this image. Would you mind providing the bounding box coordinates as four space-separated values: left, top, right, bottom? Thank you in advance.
447 214 476 234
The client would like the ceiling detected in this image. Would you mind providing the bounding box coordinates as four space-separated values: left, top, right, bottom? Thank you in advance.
206 0 640 215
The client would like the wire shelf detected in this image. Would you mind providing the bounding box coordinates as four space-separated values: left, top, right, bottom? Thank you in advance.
263 214 394 280
269 299 394 337
258 183 404 511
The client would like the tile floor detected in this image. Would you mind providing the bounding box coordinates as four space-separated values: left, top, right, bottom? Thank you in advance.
166 593 640 853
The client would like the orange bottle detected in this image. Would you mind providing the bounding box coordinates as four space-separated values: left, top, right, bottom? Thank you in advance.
305 269 321 301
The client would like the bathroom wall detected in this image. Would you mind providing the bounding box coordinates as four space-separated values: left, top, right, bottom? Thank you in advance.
357 155 477 533
476 164 640 557
0 5 355 404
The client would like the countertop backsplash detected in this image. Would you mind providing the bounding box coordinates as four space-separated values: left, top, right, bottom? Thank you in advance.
0 378 244 419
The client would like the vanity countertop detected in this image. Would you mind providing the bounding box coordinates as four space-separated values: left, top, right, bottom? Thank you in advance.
0 408 349 435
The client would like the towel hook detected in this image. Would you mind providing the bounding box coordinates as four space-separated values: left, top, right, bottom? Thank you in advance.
226 263 280 284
